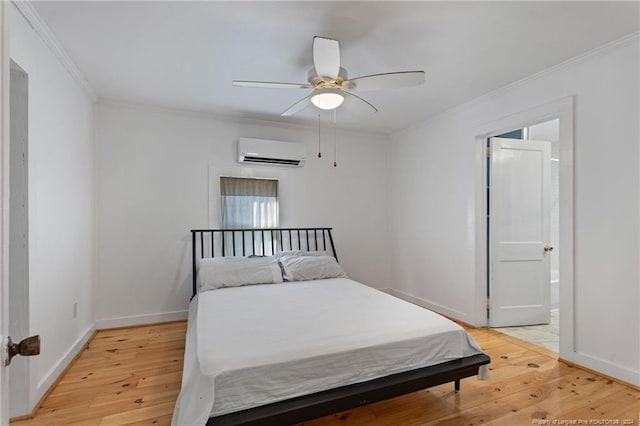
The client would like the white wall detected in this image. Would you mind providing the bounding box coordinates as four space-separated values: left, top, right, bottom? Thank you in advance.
8 3 95 409
390 35 639 385
94 102 390 327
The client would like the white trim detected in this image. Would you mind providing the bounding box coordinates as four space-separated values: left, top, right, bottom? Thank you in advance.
207 164 290 229
572 352 640 387
10 0 95 100
385 288 471 323
396 32 639 139
34 324 94 401
472 96 575 360
95 310 188 330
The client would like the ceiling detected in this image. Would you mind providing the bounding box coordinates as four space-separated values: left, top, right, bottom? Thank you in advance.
31 1 639 134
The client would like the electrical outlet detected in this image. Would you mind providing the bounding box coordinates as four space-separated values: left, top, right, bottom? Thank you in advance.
73 302 78 319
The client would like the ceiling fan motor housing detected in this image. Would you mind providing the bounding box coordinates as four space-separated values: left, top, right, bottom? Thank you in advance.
308 67 348 89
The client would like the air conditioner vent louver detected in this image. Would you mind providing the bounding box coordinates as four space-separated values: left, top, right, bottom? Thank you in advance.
242 156 302 166
238 138 306 167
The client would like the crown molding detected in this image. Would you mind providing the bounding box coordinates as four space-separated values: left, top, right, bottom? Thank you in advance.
11 0 96 100
395 31 640 138
96 98 390 139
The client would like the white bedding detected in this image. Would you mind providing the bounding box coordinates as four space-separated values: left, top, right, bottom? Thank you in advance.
172 278 487 426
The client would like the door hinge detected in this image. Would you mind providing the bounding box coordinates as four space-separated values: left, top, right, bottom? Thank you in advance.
486 299 490 310
486 147 491 158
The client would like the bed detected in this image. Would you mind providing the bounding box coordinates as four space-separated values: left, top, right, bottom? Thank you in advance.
173 228 490 426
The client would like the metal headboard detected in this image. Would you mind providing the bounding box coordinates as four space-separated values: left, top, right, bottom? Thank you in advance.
191 228 337 297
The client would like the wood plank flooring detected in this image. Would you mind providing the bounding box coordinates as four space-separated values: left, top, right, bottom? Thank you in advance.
12 321 639 426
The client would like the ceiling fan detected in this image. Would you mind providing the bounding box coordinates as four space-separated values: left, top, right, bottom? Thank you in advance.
232 36 425 117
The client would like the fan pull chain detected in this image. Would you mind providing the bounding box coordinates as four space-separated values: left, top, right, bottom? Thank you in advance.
333 109 337 167
317 114 322 158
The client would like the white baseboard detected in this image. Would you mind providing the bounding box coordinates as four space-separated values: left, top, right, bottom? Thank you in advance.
26 311 188 415
383 292 639 387
95 310 188 330
35 323 95 402
384 288 476 325
571 352 640 387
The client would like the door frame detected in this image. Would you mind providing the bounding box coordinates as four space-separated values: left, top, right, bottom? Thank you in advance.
473 96 575 361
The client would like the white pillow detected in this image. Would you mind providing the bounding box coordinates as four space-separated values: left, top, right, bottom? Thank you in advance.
198 256 283 292
279 255 347 282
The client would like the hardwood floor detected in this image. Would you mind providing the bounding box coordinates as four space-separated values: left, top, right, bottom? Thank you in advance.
12 322 186 426
12 322 639 426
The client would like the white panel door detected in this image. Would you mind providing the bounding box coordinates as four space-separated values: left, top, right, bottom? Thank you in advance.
490 137 551 327
8 61 30 417
0 1 9 423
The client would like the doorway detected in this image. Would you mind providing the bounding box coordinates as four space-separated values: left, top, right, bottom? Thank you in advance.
474 97 575 360
488 120 560 352
8 60 31 417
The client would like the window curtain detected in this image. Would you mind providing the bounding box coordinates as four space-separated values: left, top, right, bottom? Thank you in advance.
220 177 279 229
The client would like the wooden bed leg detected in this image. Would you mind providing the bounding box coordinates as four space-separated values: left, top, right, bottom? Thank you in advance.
454 379 460 392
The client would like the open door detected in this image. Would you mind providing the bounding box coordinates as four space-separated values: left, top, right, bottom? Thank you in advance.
8 59 31 418
489 137 552 327
1 1 9 422
1 8 40 421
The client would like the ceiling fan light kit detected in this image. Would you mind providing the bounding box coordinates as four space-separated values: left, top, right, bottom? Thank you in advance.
310 89 344 110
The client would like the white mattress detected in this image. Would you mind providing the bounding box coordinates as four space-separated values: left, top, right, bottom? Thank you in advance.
172 278 486 426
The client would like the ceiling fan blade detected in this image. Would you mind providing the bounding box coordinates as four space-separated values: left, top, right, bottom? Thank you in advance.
342 71 425 91
341 91 378 116
233 80 312 89
313 36 340 80
281 94 313 116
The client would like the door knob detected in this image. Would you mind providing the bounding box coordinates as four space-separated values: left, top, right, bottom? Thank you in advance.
544 245 554 252
6 335 40 366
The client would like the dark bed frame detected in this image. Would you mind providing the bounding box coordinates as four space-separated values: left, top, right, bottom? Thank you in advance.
191 228 490 426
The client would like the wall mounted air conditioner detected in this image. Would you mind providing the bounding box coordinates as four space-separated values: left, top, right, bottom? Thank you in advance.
237 138 306 167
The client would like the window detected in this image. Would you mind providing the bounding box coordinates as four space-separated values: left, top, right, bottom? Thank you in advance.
220 177 278 229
